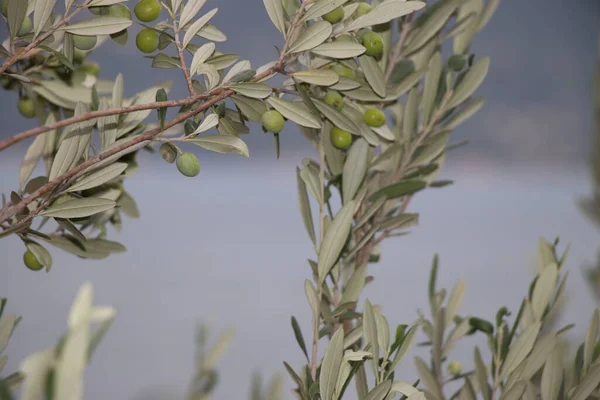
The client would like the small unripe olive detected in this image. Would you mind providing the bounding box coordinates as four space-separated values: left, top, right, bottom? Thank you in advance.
18 16 32 36
109 3 132 19
17 96 36 119
361 31 384 58
80 62 100 77
136 28 159 53
322 6 344 24
363 108 385 127
448 361 462 376
23 250 43 271
354 2 372 18
134 0 161 22
335 34 354 43
330 127 352 150
332 63 356 80
73 34 97 51
448 54 467 71
261 110 285 133
324 91 344 111
176 152 200 177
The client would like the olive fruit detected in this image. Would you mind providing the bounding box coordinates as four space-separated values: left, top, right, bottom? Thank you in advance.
363 108 385 127
73 48 86 64
80 62 100 77
176 152 200 177
332 63 356 80
354 2 372 17
324 91 344 111
322 6 344 24
17 97 36 119
134 0 161 22
109 3 132 19
448 361 462 376
73 35 97 51
23 250 43 271
361 31 384 58
261 110 285 134
330 127 352 150
136 28 159 53
18 16 32 36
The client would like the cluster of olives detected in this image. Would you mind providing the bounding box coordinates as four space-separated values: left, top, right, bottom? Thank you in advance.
160 143 200 177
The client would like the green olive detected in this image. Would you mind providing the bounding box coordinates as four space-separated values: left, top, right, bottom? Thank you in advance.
136 28 159 53
448 361 462 376
332 63 356 80
134 0 161 22
80 62 100 77
176 152 200 177
23 250 43 271
18 16 33 36
363 108 386 127
361 31 384 58
354 2 372 18
322 6 344 24
17 97 36 119
108 3 132 19
261 110 285 133
330 126 352 150
73 35 97 51
324 91 344 111
89 6 109 15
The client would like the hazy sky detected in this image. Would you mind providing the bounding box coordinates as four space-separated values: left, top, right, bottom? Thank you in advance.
1 1 600 399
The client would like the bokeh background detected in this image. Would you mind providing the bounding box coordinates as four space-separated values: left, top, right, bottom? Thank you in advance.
1 0 600 398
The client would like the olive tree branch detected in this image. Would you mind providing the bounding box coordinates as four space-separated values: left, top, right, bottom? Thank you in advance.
384 14 414 82
173 20 196 96
0 62 284 226
278 0 310 63
0 94 209 152
0 1 92 76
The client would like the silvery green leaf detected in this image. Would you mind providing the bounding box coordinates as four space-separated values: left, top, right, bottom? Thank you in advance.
421 52 442 125
363 300 379 377
441 97 484 129
25 240 53 271
330 77 361 91
341 264 367 304
359 55 386 97
203 328 235 369
304 279 319 317
404 0 460 55
187 135 249 158
570 363 600 400
498 381 527 400
501 322 541 379
320 328 345 400
198 24 227 42
228 82 272 99
414 356 438 396
403 87 418 138
317 200 357 284
191 42 216 75
389 323 418 374
206 53 239 70
365 380 392 400
152 53 180 69
391 381 420 397
531 263 558 321
540 349 561 400
478 0 500 31
312 98 360 135
342 138 369 203
291 69 339 86
374 310 390 359
267 97 322 129
112 73 124 109
192 113 219 135
196 64 220 90
446 56 490 109
19 133 46 191
453 0 483 55
61 16 132 35
289 21 332 54
179 0 207 29
473 347 491 400
583 308 600 374
0 313 15 354
300 162 322 204
301 0 349 22
521 333 556 380
7 0 27 40
370 124 395 141
311 41 366 59
49 103 92 180
19 348 55 400
263 0 286 35
66 163 127 192
182 8 218 48
34 0 57 39
342 0 425 33
40 198 116 218
232 95 267 122
224 60 251 83
296 167 316 246
445 279 465 325
354 197 386 231
98 98 117 150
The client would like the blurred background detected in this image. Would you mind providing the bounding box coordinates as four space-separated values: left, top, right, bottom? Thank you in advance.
1 0 599 399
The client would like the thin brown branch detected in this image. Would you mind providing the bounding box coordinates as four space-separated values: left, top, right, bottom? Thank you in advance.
0 2 91 76
278 0 310 63
384 14 414 82
174 23 195 96
0 95 207 152
0 63 284 225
